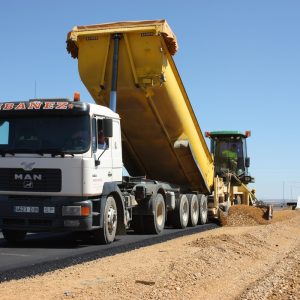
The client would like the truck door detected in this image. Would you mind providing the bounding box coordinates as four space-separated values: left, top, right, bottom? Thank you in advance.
111 119 122 181
93 117 113 189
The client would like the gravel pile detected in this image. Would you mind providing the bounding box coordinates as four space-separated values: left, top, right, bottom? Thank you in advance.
222 205 269 226
239 246 300 300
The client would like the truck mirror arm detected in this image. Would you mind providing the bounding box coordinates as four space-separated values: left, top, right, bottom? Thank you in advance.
95 147 108 166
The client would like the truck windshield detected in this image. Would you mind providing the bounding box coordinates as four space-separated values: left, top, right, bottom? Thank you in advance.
214 139 245 175
0 115 90 154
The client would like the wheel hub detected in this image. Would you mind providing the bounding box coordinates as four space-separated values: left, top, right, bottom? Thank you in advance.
156 202 164 226
107 206 117 234
182 201 189 223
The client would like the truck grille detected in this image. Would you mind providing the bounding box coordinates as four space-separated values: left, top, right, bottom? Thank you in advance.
0 168 61 192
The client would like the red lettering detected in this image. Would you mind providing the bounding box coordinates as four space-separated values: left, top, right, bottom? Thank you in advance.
43 102 55 109
55 102 68 109
3 103 14 110
28 101 42 109
15 102 26 110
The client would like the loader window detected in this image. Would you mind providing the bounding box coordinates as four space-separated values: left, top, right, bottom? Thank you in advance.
214 139 245 175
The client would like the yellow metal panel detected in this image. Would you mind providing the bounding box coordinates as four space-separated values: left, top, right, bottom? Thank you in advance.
67 20 214 192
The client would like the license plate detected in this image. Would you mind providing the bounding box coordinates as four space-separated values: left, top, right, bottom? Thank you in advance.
14 206 39 213
44 207 55 214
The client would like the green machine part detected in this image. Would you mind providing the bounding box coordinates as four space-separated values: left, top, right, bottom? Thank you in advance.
205 130 254 184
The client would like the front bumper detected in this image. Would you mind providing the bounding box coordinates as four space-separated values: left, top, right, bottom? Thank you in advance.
0 195 96 232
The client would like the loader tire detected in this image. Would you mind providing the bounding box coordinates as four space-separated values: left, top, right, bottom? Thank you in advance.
198 194 208 225
187 194 199 227
171 194 189 229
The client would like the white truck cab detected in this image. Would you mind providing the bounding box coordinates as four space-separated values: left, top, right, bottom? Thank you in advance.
0 98 125 244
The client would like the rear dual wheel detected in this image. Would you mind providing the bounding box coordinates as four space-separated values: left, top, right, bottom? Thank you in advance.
187 194 199 227
144 194 166 234
171 194 207 228
171 194 190 229
198 194 208 225
132 194 166 234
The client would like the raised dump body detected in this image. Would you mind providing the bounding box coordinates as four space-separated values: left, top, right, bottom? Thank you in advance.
67 20 214 193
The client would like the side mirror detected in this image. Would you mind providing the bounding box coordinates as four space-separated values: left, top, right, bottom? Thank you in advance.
103 119 113 137
245 157 250 168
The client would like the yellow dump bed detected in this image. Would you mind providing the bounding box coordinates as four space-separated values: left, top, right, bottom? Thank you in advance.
67 20 214 193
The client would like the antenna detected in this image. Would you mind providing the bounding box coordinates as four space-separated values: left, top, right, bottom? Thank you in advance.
34 80 37 98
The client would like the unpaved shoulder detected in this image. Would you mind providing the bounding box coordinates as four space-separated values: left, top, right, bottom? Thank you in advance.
0 211 299 300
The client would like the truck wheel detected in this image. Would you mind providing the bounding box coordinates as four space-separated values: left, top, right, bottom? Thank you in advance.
171 194 189 229
2 230 27 243
92 196 117 244
267 205 273 220
144 194 166 234
187 194 199 227
198 194 208 225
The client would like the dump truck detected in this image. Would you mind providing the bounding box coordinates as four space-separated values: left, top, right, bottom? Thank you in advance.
0 20 267 244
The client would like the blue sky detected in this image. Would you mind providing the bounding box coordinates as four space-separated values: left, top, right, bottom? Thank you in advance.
0 0 299 200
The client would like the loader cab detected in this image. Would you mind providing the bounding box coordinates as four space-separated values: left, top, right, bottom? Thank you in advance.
205 131 254 184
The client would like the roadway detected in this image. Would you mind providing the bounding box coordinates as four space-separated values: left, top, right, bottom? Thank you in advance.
0 223 218 282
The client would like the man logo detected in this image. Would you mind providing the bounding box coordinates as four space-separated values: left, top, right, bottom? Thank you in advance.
14 174 42 181
23 180 33 189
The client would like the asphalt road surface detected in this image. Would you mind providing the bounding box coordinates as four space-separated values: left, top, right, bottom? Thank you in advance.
0 223 218 282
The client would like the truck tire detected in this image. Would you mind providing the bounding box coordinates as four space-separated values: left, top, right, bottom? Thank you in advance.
2 230 27 243
198 194 208 225
267 205 273 220
144 193 166 234
187 194 199 227
92 196 117 244
171 194 189 229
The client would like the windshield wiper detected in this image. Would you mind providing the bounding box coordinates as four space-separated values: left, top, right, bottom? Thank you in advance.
39 148 76 157
0 148 43 156
36 148 70 157
0 149 15 157
0 148 74 157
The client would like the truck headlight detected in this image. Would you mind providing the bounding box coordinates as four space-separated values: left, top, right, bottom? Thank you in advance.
62 206 90 216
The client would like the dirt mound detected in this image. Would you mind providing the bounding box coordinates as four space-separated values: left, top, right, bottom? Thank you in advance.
221 205 269 226
272 209 300 222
